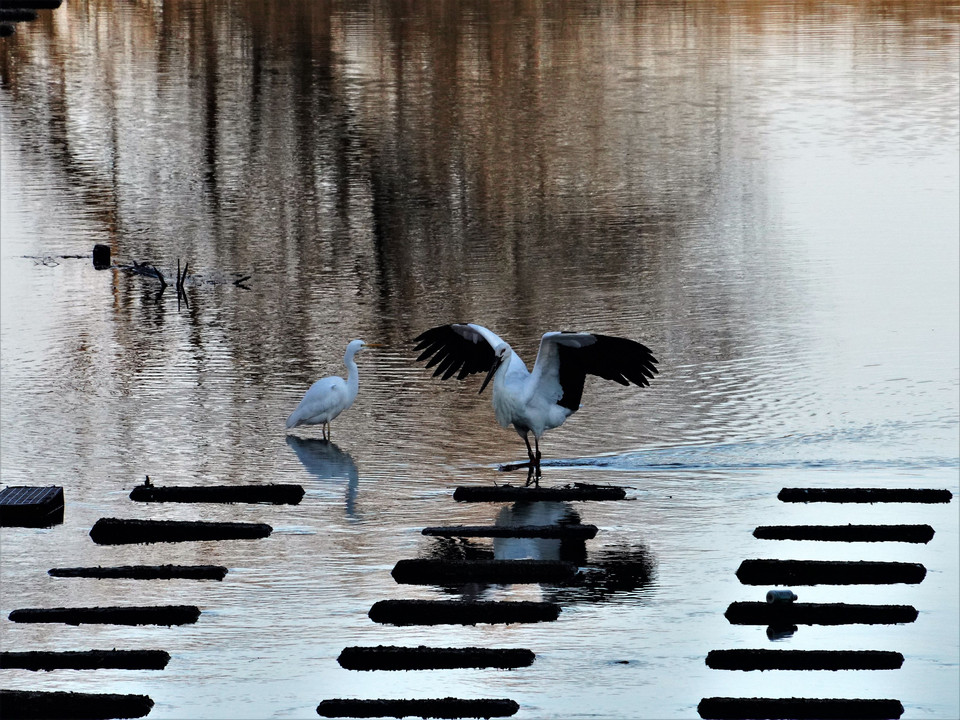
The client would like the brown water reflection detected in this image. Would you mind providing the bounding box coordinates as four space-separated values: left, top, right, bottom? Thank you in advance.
1 2 958 719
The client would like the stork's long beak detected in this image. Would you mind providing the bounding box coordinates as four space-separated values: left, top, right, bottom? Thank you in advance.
478 356 502 394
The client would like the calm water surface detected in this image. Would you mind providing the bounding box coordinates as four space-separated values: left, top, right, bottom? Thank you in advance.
1 2 958 718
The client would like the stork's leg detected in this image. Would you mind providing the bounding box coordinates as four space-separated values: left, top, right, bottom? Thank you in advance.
522 433 536 465
534 437 542 479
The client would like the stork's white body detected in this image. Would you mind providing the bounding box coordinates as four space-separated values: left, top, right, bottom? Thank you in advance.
413 323 658 482
486 335 574 440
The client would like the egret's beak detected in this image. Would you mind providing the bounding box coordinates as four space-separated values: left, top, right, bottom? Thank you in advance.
478 356 502 394
363 343 386 348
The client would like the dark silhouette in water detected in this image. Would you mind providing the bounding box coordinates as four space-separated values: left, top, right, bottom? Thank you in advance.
286 436 360 519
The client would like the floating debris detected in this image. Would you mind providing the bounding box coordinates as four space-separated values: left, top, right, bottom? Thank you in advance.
422 524 599 539
48 564 228 580
705 649 904 671
337 646 535 671
129 482 304 505
724 601 917 626
1 649 170 671
698 697 903 719
0 689 154 719
778 487 952 504
317 698 520 718
0 485 64 527
736 559 926 585
90 518 272 544
391 559 577 586
9 605 201 626
753 524 935 543
368 599 561 626
453 483 625 503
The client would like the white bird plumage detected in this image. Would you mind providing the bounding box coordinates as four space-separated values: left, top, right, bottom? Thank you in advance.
286 339 377 439
412 323 658 483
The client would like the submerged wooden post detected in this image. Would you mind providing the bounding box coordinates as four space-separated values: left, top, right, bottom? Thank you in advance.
92 243 111 269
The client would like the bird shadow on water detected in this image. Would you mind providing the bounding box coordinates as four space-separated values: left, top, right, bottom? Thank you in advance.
285 435 360 520
424 501 657 605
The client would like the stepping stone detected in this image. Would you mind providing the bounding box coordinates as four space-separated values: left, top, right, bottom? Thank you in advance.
753 524 934 543
391 559 577 585
369 600 560 626
337 646 535 671
778 488 952 503
317 698 519 718
698 697 903 719
0 689 154 719
724 602 917 626
705 649 904 671
48 564 228 580
1 649 170 671
90 518 272 544
453 484 625 503
130 482 304 504
736 559 926 585
422 524 599 539
0 0 64 8
8 605 201 626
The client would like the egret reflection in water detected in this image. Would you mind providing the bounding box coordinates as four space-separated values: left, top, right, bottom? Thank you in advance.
285 436 360 519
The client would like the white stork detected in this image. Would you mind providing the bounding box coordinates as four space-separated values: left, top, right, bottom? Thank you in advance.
412 323 658 483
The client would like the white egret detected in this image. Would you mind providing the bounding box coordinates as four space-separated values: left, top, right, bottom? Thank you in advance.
412 324 658 483
286 339 381 439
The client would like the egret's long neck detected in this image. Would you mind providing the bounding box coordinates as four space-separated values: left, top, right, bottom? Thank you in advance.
344 351 360 399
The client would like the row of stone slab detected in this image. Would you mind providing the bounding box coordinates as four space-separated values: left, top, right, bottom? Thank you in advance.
699 486 953 719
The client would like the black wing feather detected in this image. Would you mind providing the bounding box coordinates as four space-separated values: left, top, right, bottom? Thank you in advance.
556 334 658 412
412 325 497 382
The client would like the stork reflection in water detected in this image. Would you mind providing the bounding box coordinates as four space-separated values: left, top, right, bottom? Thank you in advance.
413 323 658 484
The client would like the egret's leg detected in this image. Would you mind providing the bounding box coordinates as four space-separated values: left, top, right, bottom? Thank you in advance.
323 422 330 441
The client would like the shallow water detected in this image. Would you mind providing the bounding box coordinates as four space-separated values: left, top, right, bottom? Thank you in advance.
1 1 958 718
